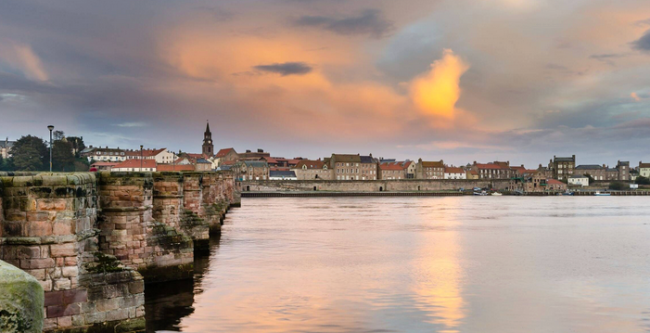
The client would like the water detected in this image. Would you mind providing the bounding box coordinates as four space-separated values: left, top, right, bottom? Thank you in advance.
145 197 650 333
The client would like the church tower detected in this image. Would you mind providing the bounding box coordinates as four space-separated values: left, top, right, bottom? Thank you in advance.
202 121 214 156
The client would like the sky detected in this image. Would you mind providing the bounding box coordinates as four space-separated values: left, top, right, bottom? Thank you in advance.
1 0 649 167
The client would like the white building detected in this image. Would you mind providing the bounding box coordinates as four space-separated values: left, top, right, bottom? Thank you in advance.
269 170 297 180
568 175 589 187
111 159 157 172
444 167 467 180
640 162 650 178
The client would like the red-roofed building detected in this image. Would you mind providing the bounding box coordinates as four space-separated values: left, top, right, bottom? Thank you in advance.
444 167 466 179
379 161 411 180
157 164 195 172
90 162 119 171
546 179 567 191
111 159 157 172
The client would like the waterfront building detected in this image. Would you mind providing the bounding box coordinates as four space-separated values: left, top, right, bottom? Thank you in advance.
416 159 445 179
616 161 630 180
0 137 15 158
111 159 156 172
568 174 589 187
232 160 269 181
640 162 650 178
195 158 212 172
575 165 606 180
330 154 378 180
84 147 127 163
292 159 332 180
211 148 239 169
548 155 576 181
124 148 176 164
444 167 466 179
471 161 515 179
546 179 568 191
269 170 298 180
379 161 412 180
239 149 271 161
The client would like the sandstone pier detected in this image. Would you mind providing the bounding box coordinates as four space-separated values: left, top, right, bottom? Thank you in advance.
0 171 239 332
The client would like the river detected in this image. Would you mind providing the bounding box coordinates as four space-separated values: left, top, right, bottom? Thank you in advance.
145 196 650 333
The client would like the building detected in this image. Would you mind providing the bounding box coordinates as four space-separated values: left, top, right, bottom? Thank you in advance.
214 148 238 164
523 173 548 192
84 147 127 162
292 159 332 180
416 159 445 179
111 159 157 172
568 174 589 187
546 179 567 191
630 169 639 182
640 162 650 178
239 149 271 161
615 161 630 180
202 121 214 156
232 160 269 181
269 170 297 180
195 158 212 172
157 164 195 172
89 162 118 171
549 155 575 181
125 148 176 164
330 154 378 180
471 161 515 179
575 165 606 181
379 161 412 180
444 167 466 180
0 138 15 158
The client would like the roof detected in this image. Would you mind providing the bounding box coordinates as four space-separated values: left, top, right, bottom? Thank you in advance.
576 165 603 170
125 148 166 157
287 159 302 165
547 179 565 185
215 148 236 158
186 153 208 160
90 162 119 167
421 161 444 168
554 156 575 162
475 163 502 170
196 158 211 164
359 155 375 164
221 160 236 166
445 167 465 174
243 161 268 167
263 156 279 164
570 174 588 178
157 164 195 172
332 154 362 163
112 159 156 169
380 163 404 171
295 160 326 169
640 163 650 168
0 139 15 149
270 170 297 177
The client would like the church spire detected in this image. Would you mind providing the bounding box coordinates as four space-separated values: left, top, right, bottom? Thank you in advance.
205 120 211 135
202 120 214 156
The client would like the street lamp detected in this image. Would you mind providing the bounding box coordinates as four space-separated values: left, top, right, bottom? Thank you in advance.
140 145 143 172
47 125 54 172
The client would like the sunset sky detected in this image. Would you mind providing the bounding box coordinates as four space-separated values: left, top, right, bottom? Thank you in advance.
1 0 649 166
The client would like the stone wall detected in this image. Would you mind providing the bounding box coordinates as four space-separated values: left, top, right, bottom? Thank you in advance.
0 171 238 333
241 179 512 192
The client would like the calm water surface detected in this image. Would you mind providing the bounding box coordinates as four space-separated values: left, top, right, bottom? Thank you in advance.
146 197 650 333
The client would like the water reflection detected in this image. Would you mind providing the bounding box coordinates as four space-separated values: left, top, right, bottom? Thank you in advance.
144 197 650 333
413 198 464 332
144 235 221 333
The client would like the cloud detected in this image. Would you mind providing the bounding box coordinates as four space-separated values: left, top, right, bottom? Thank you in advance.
116 122 148 128
632 29 650 51
253 62 313 76
0 42 49 81
293 9 393 38
409 49 469 121
631 92 641 101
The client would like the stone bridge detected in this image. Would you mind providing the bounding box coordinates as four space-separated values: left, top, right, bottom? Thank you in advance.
241 179 514 192
0 171 240 332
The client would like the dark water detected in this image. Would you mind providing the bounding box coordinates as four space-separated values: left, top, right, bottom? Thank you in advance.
145 197 650 333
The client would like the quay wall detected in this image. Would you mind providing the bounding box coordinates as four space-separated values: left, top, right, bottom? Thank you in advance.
0 171 238 333
241 179 513 192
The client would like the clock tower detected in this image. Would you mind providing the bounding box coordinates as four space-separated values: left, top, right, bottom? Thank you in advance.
202 121 214 156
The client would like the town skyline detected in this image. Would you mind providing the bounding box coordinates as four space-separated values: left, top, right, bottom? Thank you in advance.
2 1 650 167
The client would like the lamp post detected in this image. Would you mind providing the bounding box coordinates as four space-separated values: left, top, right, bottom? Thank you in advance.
47 125 54 172
140 145 143 172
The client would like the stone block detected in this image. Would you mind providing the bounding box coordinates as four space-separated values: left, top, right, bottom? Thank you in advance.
63 303 81 316
46 305 65 318
26 221 52 237
63 289 87 304
50 243 76 257
26 269 46 281
64 257 77 266
53 220 75 236
16 246 41 259
22 258 55 270
62 266 78 278
127 281 144 294
39 279 52 292
44 291 63 307
53 279 71 291
57 315 72 327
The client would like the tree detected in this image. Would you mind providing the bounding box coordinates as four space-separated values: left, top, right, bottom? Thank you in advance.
11 135 48 171
53 130 65 141
66 136 86 158
609 181 626 191
52 140 75 171
636 176 650 185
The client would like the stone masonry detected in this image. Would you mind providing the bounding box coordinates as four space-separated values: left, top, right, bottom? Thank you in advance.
0 171 238 333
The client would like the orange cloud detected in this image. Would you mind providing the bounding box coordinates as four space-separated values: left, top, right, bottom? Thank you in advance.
631 92 641 102
410 49 469 122
0 41 48 81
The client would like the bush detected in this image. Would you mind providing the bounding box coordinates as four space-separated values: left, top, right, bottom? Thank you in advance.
636 176 650 185
609 181 626 191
